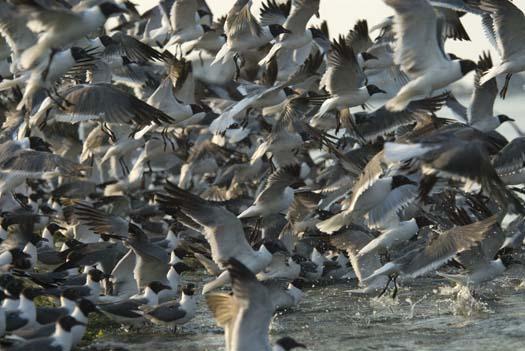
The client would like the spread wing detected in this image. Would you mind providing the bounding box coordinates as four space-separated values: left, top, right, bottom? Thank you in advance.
386 0 449 78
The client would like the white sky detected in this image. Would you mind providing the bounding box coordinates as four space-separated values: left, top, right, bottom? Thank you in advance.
135 0 525 60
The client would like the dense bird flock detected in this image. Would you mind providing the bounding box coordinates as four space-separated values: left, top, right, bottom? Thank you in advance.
0 0 524 350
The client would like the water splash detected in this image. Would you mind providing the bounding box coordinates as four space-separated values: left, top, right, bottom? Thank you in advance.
451 286 491 317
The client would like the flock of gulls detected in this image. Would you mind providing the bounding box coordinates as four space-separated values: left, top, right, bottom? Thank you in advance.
0 0 525 350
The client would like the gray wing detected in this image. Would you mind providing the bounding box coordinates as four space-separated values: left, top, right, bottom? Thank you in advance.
481 13 499 54
100 300 142 318
6 311 28 331
0 3 37 54
157 183 252 267
256 165 300 204
475 0 525 59
323 36 366 94
346 151 387 211
226 2 262 39
106 32 165 62
456 225 504 270
17 1 81 32
170 0 199 31
445 93 468 122
9 337 60 351
144 301 185 321
110 249 138 296
385 0 447 77
259 0 290 26
56 83 175 125
367 184 418 229
346 19 373 53
429 0 484 14
468 52 497 124
72 202 129 237
330 227 383 283
434 7 470 41
228 258 272 311
12 323 55 339
283 0 320 33
0 150 83 176
402 215 498 277
35 307 68 325
493 137 525 174
356 94 447 141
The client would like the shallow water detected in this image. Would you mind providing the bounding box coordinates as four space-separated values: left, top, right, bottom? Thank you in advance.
84 96 525 351
87 263 525 351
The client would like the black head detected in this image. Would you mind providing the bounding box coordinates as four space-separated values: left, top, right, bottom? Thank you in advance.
497 114 515 124
148 281 171 294
190 104 206 114
291 180 307 189
414 216 433 228
70 47 93 62
46 223 64 234
201 24 214 33
4 279 23 297
0 274 15 288
98 2 126 18
308 27 326 40
366 84 386 96
172 262 191 274
361 52 378 62
61 288 79 301
275 336 307 350
447 53 459 60
269 24 292 37
459 59 477 76
87 269 107 283
78 298 100 316
28 136 52 152
197 9 211 17
291 254 305 264
58 316 85 332
29 234 43 246
498 252 522 268
22 287 44 300
10 249 32 270
173 247 188 259
391 175 416 189
182 283 195 296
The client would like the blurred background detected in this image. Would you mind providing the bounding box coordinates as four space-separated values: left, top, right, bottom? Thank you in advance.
135 0 525 61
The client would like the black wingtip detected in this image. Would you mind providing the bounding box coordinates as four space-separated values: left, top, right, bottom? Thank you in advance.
226 257 256 283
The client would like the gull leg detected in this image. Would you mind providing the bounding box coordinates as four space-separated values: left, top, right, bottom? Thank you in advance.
391 273 399 299
500 74 512 99
378 275 393 298
233 53 241 81
118 157 129 176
